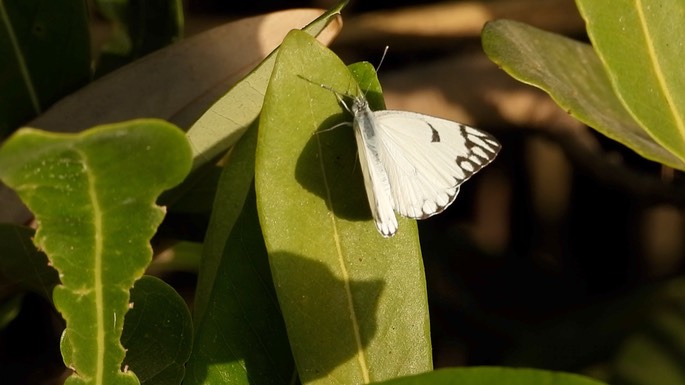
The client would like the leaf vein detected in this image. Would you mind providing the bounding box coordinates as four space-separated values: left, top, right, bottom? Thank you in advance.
311 96 370 382
78 149 106 385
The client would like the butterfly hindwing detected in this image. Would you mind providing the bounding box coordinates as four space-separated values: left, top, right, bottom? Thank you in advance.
373 110 501 219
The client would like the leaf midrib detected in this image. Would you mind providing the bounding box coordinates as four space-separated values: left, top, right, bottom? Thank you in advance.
310 92 370 382
79 148 106 384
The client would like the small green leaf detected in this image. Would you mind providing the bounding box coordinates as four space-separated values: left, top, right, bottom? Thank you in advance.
0 0 90 136
256 29 431 384
186 114 295 385
186 0 348 170
0 119 192 385
577 0 685 163
122 276 193 385
481 19 685 170
370 367 608 385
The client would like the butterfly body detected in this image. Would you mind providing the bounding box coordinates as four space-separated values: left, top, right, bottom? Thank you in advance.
348 94 501 238
351 96 398 237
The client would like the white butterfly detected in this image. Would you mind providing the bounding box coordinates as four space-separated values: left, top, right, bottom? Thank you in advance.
333 90 501 238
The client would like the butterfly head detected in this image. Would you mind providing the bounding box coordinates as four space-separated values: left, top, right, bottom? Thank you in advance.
351 95 369 114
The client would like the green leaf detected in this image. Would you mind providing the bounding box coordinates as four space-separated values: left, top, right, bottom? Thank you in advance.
256 29 431 384
94 0 184 76
481 19 685 170
186 0 348 170
576 0 685 163
0 0 90 136
122 275 193 385
185 71 293 383
0 119 192 385
185 185 294 385
190 121 258 329
370 367 608 385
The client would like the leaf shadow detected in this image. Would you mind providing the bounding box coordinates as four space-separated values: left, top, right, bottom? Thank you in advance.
186 191 385 384
270 250 385 383
294 90 384 224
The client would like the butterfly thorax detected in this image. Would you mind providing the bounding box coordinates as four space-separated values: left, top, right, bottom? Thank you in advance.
352 99 380 143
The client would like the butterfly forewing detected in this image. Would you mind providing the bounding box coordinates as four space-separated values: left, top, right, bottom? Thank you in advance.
373 110 501 220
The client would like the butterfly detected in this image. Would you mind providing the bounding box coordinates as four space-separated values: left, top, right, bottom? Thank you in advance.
330 88 501 238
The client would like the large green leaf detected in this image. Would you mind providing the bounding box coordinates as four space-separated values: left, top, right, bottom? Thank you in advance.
256 29 431 384
0 119 192 384
576 0 685 163
185 185 294 385
370 367 608 385
184 5 350 382
122 276 193 385
0 0 90 136
185 115 294 384
481 19 685 170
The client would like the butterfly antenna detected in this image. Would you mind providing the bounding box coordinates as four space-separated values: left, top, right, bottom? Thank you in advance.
376 46 389 74
361 46 389 100
297 74 352 111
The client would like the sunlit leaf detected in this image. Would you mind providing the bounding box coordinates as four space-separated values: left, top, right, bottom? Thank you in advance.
0 119 192 384
577 0 685 163
481 19 685 170
256 29 431 385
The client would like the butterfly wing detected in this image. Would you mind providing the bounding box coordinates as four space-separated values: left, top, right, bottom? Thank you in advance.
374 110 500 219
